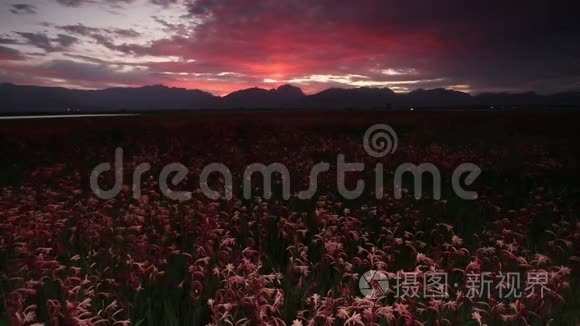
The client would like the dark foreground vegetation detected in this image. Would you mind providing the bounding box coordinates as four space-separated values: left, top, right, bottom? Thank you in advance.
1 110 579 325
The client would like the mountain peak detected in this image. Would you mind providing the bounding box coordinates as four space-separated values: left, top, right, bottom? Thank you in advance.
225 87 269 97
140 84 169 89
274 84 305 97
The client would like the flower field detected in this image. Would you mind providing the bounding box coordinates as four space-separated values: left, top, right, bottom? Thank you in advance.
1 111 579 325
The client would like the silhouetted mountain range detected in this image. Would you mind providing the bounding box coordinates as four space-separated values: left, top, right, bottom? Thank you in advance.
222 84 305 109
1 83 580 113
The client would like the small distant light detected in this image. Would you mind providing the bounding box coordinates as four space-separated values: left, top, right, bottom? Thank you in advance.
410 107 414 111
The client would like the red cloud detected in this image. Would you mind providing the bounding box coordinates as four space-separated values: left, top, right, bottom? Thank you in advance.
2 1 579 94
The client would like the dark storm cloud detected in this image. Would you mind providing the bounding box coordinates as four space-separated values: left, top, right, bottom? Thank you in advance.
110 28 141 38
53 34 78 48
0 46 24 61
42 59 149 83
15 32 53 51
49 24 147 56
57 24 141 39
55 0 92 6
0 37 19 45
0 59 155 88
55 0 178 7
56 24 101 36
150 0 179 6
173 0 580 93
15 32 78 52
10 4 37 15
55 0 131 7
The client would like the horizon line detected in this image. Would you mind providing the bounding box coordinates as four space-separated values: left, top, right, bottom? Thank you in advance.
3 82 579 98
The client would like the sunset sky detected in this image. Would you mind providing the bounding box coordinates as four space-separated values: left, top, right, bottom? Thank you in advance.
1 0 578 95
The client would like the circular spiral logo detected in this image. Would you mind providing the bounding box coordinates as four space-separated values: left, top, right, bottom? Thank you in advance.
363 124 398 157
359 270 389 299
